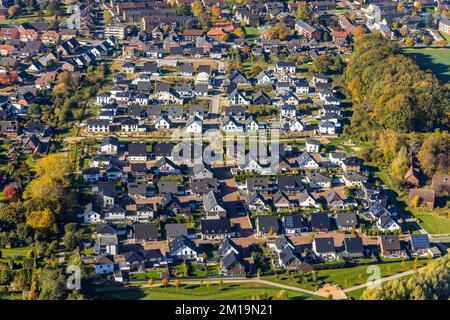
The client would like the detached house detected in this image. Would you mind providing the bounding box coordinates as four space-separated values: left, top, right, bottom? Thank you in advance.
379 235 407 258
312 237 338 261
256 215 280 237
169 236 202 262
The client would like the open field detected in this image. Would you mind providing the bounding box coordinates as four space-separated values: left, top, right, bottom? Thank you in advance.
404 48 450 83
95 282 321 300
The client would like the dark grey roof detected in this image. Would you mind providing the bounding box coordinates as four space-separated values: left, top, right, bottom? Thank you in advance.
154 142 175 157
222 252 243 269
169 236 199 254
336 212 357 228
283 214 306 229
157 180 179 194
277 176 303 192
201 218 232 235
257 215 280 234
128 142 147 157
380 235 401 251
314 237 335 253
191 178 218 194
134 223 158 241
165 223 188 239
124 251 145 263
96 224 117 235
310 212 330 230
344 237 364 254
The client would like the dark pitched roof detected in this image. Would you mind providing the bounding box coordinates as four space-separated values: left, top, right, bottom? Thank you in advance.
96 224 117 235
169 236 199 254
380 235 401 251
310 212 330 229
165 223 188 238
344 237 364 254
201 218 232 235
314 237 335 253
336 212 357 228
257 215 280 234
134 223 158 241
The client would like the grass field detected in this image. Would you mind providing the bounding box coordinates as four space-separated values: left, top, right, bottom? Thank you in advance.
96 283 321 300
404 48 450 83
439 31 450 43
410 207 450 234
263 259 429 291
0 247 31 258
245 27 260 40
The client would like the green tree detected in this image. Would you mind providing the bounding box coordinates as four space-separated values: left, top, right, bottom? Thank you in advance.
390 146 409 181
311 55 331 74
37 268 67 300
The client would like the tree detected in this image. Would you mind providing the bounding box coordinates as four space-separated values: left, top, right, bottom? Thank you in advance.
46 0 60 16
148 278 154 287
423 37 432 46
333 55 345 74
296 3 309 20
417 131 449 177
414 1 422 11
403 34 414 46
211 5 221 18
362 255 450 300
162 277 169 288
344 34 447 137
63 231 79 251
400 25 409 37
192 1 203 17
174 279 181 290
353 26 366 42
3 185 16 201
273 290 289 300
7 5 20 18
311 55 331 74
104 10 113 24
219 33 229 42
38 268 67 300
411 195 420 208
26 208 55 233
234 28 245 39
390 146 409 181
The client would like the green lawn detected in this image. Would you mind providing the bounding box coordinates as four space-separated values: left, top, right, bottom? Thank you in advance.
410 207 450 234
0 247 31 258
96 283 321 300
245 27 260 40
263 259 428 291
404 48 450 83
439 31 450 43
